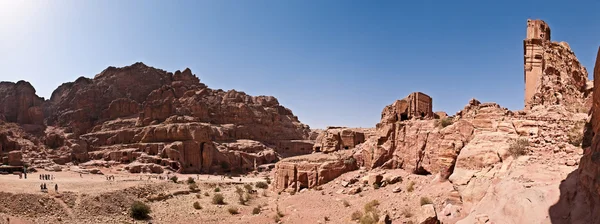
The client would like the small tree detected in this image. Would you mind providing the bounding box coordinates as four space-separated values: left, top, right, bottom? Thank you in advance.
130 201 151 220
170 176 178 183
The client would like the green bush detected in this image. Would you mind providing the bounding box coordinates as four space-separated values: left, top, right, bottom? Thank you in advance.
214 187 221 192
130 201 151 220
255 182 268 189
170 176 178 183
212 193 225 205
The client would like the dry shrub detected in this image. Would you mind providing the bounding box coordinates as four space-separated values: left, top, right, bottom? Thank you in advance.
227 206 239 215
351 211 363 220
420 197 432 205
508 138 529 157
255 182 268 189
252 206 261 214
407 181 415 192
568 122 585 146
212 193 225 205
193 201 202 210
130 201 151 220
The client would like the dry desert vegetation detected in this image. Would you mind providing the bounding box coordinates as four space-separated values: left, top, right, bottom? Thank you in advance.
1 19 600 224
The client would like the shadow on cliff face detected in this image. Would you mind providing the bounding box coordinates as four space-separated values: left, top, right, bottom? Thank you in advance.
548 170 580 224
549 140 596 224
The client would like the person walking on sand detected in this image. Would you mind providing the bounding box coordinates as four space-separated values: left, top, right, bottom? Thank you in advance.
55 184 58 192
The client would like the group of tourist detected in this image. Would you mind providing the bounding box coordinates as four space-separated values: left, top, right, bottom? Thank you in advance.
106 175 115 181
39 183 58 192
39 174 54 180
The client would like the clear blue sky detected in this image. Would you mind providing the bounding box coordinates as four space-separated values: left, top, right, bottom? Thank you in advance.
1 1 599 129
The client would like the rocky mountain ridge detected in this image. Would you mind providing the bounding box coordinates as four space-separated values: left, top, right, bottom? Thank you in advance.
0 62 311 174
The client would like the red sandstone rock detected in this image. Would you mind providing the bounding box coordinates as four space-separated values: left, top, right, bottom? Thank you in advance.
7 151 22 166
0 81 44 125
576 47 600 222
312 127 366 153
524 19 590 111
273 152 357 192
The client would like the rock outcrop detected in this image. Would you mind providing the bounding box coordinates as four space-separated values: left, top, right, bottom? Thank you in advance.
0 81 44 126
0 62 312 173
574 47 600 223
380 92 434 123
273 151 357 192
312 127 367 153
524 19 591 111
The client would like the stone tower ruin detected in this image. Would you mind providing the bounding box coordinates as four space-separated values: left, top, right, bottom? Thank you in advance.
524 19 551 109
522 19 590 110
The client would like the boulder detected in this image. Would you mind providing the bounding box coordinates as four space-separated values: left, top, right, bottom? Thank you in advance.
368 174 383 186
417 204 439 224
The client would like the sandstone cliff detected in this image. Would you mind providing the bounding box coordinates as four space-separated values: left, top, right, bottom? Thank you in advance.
0 62 311 174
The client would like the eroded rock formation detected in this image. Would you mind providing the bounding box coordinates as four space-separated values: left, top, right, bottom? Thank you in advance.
312 127 367 153
574 47 600 223
380 92 434 122
0 63 312 174
0 81 44 126
524 19 591 111
273 151 357 192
